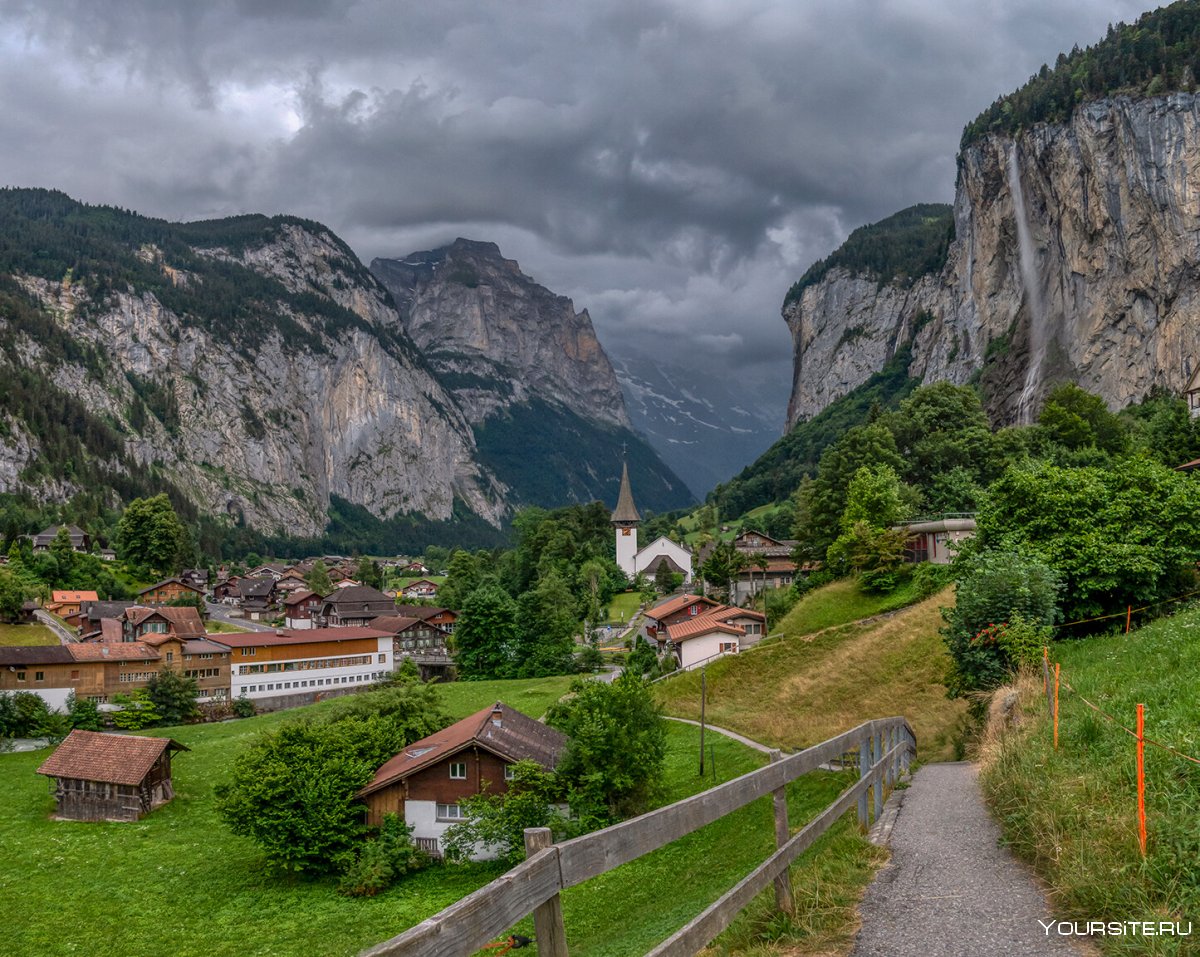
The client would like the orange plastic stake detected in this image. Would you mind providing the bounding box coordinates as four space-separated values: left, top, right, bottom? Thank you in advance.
1126 605 1132 634
1053 663 1060 750
1137 703 1147 857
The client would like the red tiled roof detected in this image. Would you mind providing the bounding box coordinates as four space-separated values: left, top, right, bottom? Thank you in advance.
66 642 159 661
123 607 157 626
646 594 717 622
666 617 746 643
206 626 389 648
705 605 766 624
155 607 206 637
358 703 569 798
37 730 187 786
51 590 99 604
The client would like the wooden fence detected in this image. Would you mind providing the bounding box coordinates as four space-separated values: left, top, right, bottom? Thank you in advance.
362 716 915 957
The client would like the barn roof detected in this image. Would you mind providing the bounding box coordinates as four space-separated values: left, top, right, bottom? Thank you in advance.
36 730 188 786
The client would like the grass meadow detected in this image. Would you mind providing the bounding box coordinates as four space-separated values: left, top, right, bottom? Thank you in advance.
656 587 966 761
0 623 58 646
980 604 1200 956
0 671 883 957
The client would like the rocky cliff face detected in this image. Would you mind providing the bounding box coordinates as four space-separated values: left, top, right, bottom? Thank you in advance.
0 204 506 537
786 93 1200 427
371 239 631 428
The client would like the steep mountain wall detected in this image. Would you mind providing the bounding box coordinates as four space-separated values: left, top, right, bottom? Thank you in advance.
0 198 505 537
786 93 1200 427
372 240 630 428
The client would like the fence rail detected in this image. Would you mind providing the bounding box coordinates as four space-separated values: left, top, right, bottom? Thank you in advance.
361 715 915 957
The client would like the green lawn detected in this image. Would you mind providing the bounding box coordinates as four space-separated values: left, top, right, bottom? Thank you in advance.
5 674 885 957
0 623 58 646
981 605 1200 955
777 576 924 638
204 619 253 634
603 591 643 625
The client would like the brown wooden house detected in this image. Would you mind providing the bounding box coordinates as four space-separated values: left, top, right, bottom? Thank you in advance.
36 730 189 821
137 579 204 607
357 703 568 857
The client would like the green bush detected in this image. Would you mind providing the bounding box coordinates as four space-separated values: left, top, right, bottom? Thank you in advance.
337 814 429 897
944 549 1060 696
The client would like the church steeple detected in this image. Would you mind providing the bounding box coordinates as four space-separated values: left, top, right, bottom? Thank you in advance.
612 460 639 577
611 460 641 525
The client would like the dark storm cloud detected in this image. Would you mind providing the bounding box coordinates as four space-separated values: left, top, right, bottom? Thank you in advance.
0 0 1150 426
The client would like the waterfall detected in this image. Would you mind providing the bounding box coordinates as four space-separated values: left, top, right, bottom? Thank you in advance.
1007 146 1045 424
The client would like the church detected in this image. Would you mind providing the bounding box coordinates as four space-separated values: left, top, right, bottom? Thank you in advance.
611 462 694 583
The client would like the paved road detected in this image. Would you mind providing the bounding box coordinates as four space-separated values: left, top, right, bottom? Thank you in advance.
34 609 77 644
852 763 1091 957
205 602 274 632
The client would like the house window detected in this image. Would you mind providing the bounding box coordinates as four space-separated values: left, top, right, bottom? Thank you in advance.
449 761 467 780
242 648 256 656
689 605 699 616
719 641 738 654
16 671 25 681
504 765 516 781
377 654 386 663
70 669 80 680
166 652 174 663
35 671 44 681
436 803 466 822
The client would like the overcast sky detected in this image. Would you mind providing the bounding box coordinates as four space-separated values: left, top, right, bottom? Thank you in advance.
0 0 1148 427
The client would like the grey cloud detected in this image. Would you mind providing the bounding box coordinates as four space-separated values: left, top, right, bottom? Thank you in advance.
0 0 1152 432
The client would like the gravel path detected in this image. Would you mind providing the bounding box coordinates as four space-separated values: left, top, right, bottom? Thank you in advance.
661 715 774 754
852 762 1091 957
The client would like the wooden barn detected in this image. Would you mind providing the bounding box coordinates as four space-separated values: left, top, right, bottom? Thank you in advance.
36 730 189 822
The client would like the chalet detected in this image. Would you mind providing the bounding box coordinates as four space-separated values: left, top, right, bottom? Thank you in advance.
397 561 431 576
238 577 278 620
333 578 362 589
179 568 210 593
32 524 91 553
370 615 453 680
137 579 204 607
37 730 188 822
642 593 723 641
46 590 99 618
400 578 440 600
358 703 569 858
212 576 242 603
401 605 459 633
123 606 206 642
282 589 324 630
732 530 797 557
76 600 134 637
318 585 395 627
179 638 232 700
247 563 291 581
730 530 802 604
897 516 977 565
274 571 309 597
66 641 164 703
211 626 392 704
98 548 117 562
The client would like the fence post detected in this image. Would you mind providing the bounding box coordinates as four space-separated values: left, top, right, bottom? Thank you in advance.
858 733 870 827
873 729 883 821
524 828 569 957
768 750 795 917
1136 704 1147 857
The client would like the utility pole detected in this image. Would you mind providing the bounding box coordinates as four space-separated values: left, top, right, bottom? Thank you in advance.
699 668 706 777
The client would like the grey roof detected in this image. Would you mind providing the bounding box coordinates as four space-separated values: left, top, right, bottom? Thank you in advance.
0 646 74 665
611 461 640 524
322 585 394 607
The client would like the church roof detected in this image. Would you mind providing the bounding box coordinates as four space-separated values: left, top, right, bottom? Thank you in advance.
611 461 641 524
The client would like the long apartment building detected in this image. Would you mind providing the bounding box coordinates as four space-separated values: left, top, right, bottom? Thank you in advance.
211 626 393 703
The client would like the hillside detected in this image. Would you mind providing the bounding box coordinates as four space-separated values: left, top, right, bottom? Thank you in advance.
783 2 1200 431
0 189 689 553
371 242 692 514
982 604 1200 950
656 585 966 761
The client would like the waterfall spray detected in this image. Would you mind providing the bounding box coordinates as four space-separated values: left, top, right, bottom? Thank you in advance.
1007 146 1046 424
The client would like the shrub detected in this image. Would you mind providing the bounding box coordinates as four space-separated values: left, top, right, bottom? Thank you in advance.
337 814 429 896
231 695 256 718
944 550 1060 696
442 761 567 865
